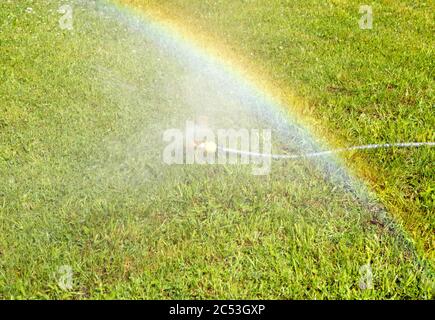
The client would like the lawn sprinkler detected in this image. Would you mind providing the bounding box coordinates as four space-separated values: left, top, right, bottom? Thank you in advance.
195 140 218 154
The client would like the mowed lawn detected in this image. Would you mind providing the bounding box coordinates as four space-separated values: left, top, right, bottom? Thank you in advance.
131 0 435 259
0 0 433 299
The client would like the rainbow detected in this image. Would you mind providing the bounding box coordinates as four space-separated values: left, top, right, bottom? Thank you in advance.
94 0 433 198
100 0 334 153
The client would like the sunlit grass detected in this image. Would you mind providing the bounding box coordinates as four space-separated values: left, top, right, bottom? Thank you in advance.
0 0 433 299
132 0 435 259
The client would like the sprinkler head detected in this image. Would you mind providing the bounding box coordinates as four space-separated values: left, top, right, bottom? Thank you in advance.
196 141 217 153
204 141 217 153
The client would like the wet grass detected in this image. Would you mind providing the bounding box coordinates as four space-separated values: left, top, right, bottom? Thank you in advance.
0 0 433 299
132 0 435 260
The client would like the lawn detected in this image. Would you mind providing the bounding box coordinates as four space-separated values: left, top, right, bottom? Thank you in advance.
132 0 435 259
0 0 433 299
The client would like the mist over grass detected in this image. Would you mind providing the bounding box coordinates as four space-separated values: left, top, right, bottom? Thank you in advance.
130 0 435 259
0 0 433 298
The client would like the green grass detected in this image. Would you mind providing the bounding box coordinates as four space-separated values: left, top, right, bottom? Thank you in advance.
0 0 433 299
136 0 435 259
